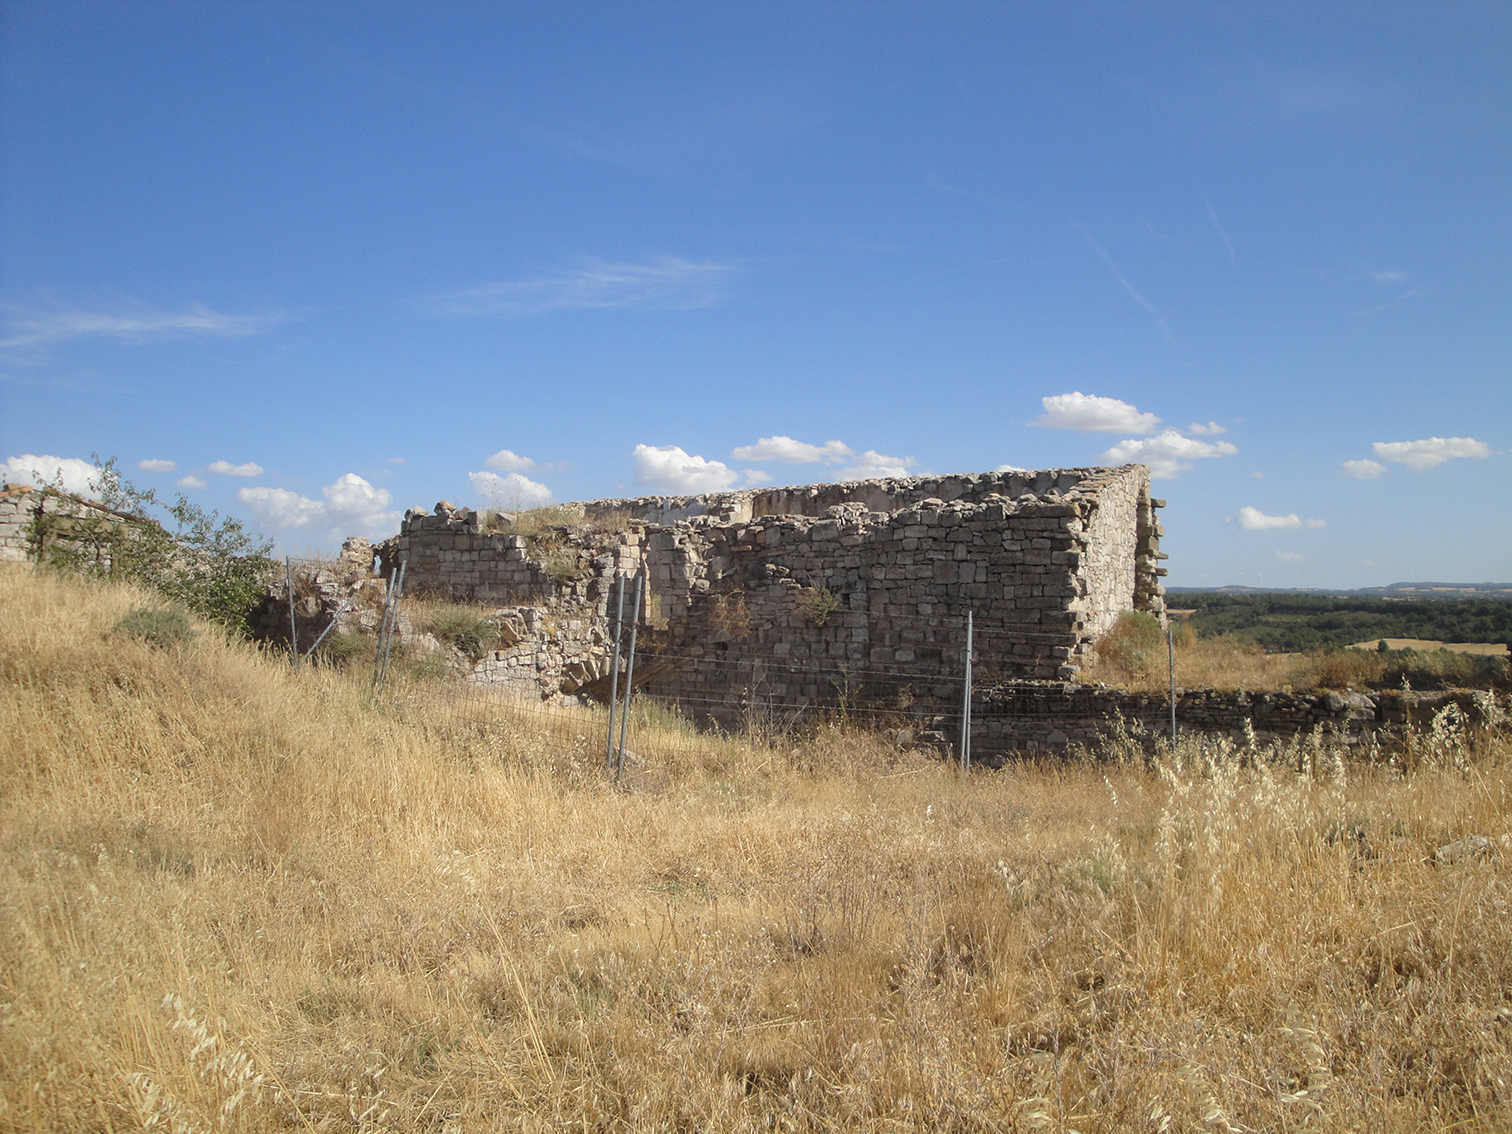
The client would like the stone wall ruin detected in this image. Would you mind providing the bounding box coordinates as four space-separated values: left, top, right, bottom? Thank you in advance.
370 465 1170 753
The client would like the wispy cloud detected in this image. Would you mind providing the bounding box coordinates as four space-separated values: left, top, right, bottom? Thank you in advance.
1187 421 1228 436
1371 437 1491 472
177 475 208 490
1102 430 1237 479
1071 221 1173 341
1206 202 1236 263
1358 269 1409 285
832 450 915 480
468 470 554 509
484 449 540 473
136 458 176 473
207 460 264 478
431 257 733 317
1033 392 1161 434
1232 506 1325 531
730 436 854 465
1340 458 1386 479
0 296 280 350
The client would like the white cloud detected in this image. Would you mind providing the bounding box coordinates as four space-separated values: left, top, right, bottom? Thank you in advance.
434 257 732 317
1276 551 1305 563
484 449 539 473
1101 430 1237 478
1034 392 1162 434
832 450 916 480
1371 437 1491 472
730 436 854 465
2 453 97 494
238 473 401 540
468 470 554 509
176 475 208 490
994 463 1028 473
388 456 406 465
1340 459 1387 479
136 458 176 472
1236 507 1302 530
0 297 279 350
207 460 264 478
742 469 772 485
632 444 740 493
1233 506 1325 531
1186 421 1228 436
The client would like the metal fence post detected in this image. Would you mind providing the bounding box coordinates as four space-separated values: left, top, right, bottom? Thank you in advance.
616 569 643 781
1168 626 1177 745
285 557 300 669
375 557 407 696
605 572 625 773
960 609 974 771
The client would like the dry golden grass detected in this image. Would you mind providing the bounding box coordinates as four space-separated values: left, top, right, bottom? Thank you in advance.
3 565 1512 1131
1080 614 1509 694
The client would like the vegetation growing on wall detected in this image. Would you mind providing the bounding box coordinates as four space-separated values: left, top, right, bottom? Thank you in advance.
23 457 276 637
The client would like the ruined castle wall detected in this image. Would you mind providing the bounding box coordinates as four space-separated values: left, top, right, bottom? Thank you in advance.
0 485 37 563
579 467 1114 528
378 505 643 607
630 468 1162 723
370 466 1167 732
0 482 144 568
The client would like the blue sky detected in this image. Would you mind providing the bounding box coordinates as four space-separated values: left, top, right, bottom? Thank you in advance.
2 1 1507 588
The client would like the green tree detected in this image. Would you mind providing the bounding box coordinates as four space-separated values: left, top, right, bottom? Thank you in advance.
24 456 275 636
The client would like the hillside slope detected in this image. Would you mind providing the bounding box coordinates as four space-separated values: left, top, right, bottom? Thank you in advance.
2 566 1510 1131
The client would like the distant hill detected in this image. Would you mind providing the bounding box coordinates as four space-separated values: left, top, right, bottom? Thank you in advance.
1166 582 1512 600
1161 590 1512 653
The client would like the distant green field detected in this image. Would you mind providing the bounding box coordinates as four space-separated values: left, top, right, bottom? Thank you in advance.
1171 593 1512 653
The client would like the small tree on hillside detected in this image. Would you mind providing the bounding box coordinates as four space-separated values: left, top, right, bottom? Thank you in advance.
24 456 275 636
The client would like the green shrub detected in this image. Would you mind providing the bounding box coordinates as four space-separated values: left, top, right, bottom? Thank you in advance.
25 456 275 637
114 606 196 649
428 610 498 665
312 630 370 669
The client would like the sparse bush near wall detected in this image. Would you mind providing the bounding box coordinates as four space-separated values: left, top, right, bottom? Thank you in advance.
1089 609 1169 682
24 456 275 636
311 629 369 669
113 605 196 648
709 592 752 638
426 607 499 664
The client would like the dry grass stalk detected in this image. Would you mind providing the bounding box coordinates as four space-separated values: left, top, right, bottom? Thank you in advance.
2 565 1510 1131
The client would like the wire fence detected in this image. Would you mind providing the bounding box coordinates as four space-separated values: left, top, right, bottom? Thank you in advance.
274 559 1201 771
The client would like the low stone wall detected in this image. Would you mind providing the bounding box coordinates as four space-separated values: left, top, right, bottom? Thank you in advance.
0 482 145 569
970 681 1500 761
0 484 36 563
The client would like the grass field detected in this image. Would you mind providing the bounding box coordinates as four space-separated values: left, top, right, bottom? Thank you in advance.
1350 640 1510 656
3 566 1511 1132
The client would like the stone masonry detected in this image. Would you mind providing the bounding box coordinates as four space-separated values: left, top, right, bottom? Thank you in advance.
372 466 1170 751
